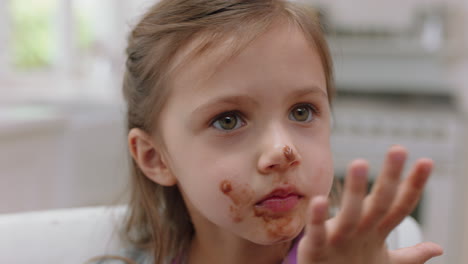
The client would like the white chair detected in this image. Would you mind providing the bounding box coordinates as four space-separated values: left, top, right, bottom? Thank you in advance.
0 206 423 264
0 206 127 264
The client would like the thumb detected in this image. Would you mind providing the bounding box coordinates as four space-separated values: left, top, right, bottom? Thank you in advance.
389 242 443 264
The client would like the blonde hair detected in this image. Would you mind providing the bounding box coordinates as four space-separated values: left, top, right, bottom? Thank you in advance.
120 0 335 263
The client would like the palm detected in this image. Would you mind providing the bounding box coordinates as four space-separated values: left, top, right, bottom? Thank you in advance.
297 146 443 264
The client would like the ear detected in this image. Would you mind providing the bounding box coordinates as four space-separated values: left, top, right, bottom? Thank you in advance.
128 128 177 186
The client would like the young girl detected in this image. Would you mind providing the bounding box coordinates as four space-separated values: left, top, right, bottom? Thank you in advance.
91 0 443 263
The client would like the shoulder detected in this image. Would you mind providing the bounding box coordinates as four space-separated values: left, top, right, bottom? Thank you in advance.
86 247 152 264
87 256 132 264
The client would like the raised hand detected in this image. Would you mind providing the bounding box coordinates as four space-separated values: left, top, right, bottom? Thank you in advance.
298 145 443 264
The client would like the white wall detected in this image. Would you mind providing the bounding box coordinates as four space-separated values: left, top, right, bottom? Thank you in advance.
0 103 129 214
0 111 67 213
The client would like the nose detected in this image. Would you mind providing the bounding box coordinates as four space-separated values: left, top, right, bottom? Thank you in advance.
257 143 301 174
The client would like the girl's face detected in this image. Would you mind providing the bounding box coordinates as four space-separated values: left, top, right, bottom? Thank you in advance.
158 22 333 245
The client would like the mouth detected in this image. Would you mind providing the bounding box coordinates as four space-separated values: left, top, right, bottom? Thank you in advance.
254 186 304 214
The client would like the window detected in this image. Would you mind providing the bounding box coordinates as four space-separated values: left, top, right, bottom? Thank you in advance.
0 0 136 102
11 0 58 70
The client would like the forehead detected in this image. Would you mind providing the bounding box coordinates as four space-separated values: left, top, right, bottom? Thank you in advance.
167 20 326 98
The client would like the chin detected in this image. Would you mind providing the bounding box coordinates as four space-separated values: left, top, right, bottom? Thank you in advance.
245 223 304 246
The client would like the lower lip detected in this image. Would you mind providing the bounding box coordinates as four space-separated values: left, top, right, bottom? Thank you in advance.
255 194 301 213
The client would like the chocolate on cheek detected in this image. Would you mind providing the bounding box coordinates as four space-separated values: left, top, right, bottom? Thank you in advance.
221 181 232 194
220 180 255 223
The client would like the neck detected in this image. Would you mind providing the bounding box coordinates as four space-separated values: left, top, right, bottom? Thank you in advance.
186 233 292 264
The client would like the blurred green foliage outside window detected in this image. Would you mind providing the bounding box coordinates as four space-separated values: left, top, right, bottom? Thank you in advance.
11 0 57 70
10 0 94 70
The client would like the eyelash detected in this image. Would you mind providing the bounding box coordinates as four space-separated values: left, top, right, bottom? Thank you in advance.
209 111 246 131
290 103 321 118
209 103 320 132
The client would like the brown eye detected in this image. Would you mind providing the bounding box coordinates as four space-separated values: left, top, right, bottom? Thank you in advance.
212 113 242 131
289 105 313 122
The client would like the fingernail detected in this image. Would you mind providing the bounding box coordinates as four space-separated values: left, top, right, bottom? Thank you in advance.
354 165 368 178
391 151 406 162
413 169 431 188
421 162 433 174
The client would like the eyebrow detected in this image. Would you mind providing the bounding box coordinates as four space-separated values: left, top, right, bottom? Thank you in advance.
288 86 328 99
192 95 258 117
192 86 327 117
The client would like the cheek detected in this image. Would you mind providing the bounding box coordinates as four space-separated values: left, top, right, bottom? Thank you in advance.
300 142 334 196
173 151 254 222
314 159 334 196
220 180 255 223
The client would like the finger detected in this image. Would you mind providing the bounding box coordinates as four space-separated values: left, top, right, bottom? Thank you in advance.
377 159 432 236
360 146 407 230
301 196 329 260
330 160 368 245
389 242 443 264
